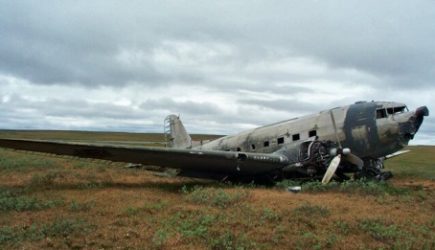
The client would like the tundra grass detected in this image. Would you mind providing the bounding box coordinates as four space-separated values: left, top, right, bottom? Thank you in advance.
385 146 435 180
0 131 434 249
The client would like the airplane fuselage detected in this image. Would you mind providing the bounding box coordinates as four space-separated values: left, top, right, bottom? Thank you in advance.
198 101 427 161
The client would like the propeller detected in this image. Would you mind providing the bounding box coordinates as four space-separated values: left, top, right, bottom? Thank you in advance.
322 154 341 184
321 110 364 184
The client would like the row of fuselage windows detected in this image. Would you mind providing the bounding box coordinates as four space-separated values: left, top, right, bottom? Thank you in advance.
248 130 317 151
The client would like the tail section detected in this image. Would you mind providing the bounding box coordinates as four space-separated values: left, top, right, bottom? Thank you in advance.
164 115 192 149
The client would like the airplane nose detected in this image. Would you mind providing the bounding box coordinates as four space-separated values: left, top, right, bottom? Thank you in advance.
415 106 429 118
402 106 429 140
413 106 429 132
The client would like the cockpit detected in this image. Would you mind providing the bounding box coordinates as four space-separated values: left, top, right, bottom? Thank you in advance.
376 103 409 119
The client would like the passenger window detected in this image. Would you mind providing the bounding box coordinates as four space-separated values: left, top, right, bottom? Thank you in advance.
251 144 256 150
263 141 270 147
277 137 284 144
292 134 300 141
387 108 394 115
309 130 317 137
236 147 241 151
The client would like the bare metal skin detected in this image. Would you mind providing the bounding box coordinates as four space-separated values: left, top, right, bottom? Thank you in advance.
198 101 424 157
0 101 429 183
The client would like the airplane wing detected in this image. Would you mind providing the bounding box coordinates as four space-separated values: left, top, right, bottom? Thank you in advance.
384 150 411 159
0 139 289 176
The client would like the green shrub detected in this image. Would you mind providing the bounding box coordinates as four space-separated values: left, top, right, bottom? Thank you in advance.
172 212 215 238
261 207 281 223
0 227 15 244
295 232 337 250
152 229 169 248
334 220 351 235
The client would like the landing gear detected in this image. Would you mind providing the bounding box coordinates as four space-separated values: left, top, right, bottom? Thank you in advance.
335 170 351 181
354 158 393 181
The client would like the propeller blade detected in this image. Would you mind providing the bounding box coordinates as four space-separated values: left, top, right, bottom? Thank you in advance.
329 110 342 148
344 153 364 169
322 154 341 184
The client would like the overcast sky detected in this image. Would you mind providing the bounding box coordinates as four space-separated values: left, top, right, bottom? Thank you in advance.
1 1 434 144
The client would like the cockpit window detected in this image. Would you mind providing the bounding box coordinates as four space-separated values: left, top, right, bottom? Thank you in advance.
387 106 407 115
380 106 408 118
376 109 387 119
394 106 407 113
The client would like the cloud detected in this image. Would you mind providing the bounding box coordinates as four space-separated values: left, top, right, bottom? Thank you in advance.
2 1 434 88
0 1 434 144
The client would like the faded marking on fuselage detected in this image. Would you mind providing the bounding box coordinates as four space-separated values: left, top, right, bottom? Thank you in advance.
343 102 379 157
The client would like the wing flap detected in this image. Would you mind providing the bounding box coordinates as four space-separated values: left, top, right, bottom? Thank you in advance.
0 139 288 176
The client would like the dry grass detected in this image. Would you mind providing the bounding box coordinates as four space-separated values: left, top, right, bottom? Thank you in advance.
0 131 434 249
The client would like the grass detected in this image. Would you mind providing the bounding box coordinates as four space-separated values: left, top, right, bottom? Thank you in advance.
183 186 250 208
295 232 337 250
69 200 95 212
385 146 435 180
358 218 403 242
209 231 255 250
277 179 413 197
0 148 57 171
152 210 258 249
334 220 351 235
261 207 281 223
0 188 63 212
293 203 330 218
123 200 169 217
151 211 216 246
0 218 93 245
0 131 434 249
29 170 64 187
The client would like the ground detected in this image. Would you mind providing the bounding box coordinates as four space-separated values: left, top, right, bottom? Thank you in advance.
0 131 434 249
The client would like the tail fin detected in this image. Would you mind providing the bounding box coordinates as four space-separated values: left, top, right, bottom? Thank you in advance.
164 115 192 149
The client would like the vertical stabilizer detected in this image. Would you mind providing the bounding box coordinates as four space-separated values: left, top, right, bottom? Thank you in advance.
164 115 192 149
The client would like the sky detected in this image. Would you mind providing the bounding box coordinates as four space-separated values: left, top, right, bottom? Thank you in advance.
0 1 434 145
